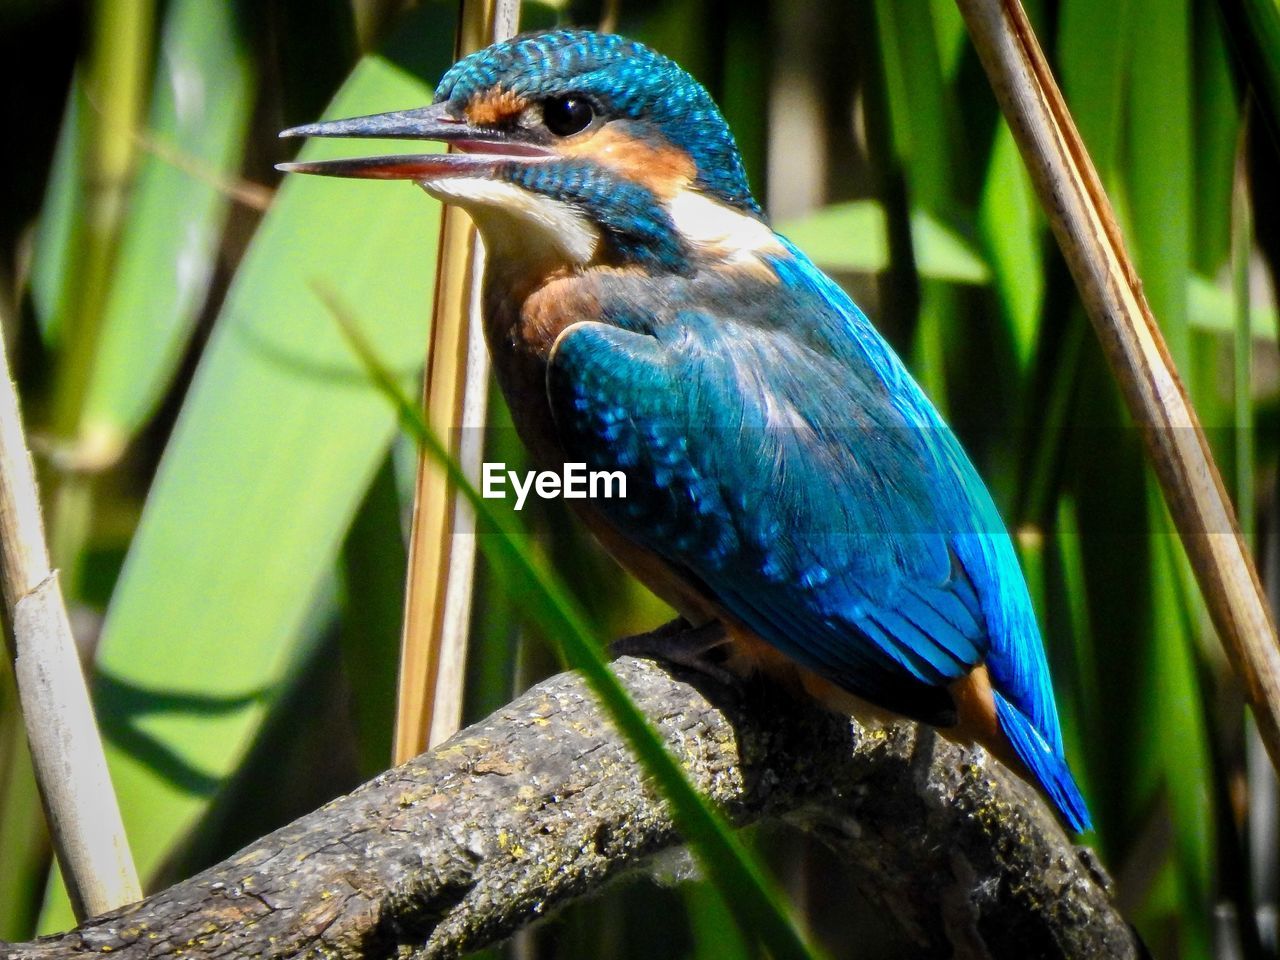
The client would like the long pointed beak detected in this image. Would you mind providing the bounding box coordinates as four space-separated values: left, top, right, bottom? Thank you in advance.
276 102 552 180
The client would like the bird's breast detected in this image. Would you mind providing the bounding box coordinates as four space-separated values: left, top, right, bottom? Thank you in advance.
480 265 723 623
480 267 616 468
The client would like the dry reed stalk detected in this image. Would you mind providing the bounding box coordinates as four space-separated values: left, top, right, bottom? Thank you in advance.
955 0 1280 773
394 0 521 761
0 335 139 919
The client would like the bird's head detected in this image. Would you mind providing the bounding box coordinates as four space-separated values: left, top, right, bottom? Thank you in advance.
280 30 782 278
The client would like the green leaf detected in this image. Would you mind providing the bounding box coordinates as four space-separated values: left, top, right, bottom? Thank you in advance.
1192 4 1240 274
0 663 47 941
1052 498 1102 813
1232 170 1256 545
1127 0 1193 369
1215 0 1280 149
78 0 257 455
1057 0 1136 184
869 1 961 408
929 0 968 78
778 201 990 284
47 0 158 438
978 122 1044 368
1146 486 1214 957
339 454 406 777
872 1 955 213
39 51 447 932
29 78 89 345
323 288 825 960
1187 273 1278 340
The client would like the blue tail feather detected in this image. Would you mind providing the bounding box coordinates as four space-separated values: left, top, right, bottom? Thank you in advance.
993 691 1092 832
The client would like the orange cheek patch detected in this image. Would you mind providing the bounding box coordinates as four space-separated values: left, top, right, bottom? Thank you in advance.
465 88 530 125
561 126 696 200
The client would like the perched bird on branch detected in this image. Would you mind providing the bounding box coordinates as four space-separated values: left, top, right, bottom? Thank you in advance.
280 29 1090 832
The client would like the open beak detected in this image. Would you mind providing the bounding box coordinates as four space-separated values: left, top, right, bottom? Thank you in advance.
276 102 552 180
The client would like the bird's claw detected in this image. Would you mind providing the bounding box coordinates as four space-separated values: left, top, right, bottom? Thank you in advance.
610 619 737 687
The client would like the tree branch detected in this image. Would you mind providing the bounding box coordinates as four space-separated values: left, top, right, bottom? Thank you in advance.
2 655 1138 959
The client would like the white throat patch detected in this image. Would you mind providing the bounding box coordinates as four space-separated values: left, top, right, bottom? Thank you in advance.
421 177 600 268
666 190 784 265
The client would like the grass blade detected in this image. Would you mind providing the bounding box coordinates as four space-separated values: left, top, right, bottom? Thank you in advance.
1188 273 1277 339
1194 4 1240 274
1232 136 1256 545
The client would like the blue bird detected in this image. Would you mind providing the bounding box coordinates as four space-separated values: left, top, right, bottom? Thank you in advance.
280 29 1091 832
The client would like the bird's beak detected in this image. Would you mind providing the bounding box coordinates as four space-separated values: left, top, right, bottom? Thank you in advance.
276 102 552 180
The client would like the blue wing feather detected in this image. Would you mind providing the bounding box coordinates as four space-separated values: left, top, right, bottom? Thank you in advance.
772 243 1066 753
548 314 982 721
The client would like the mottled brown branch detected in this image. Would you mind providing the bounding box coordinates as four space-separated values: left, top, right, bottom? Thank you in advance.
1 655 1137 960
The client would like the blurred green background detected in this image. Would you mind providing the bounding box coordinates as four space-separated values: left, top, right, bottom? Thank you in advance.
0 0 1278 956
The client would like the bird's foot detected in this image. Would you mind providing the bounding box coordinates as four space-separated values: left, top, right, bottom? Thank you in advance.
610 619 737 687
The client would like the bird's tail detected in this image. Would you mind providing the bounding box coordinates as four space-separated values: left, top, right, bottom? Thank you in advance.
993 691 1092 832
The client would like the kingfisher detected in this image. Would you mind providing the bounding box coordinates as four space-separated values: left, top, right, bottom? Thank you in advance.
280 29 1090 832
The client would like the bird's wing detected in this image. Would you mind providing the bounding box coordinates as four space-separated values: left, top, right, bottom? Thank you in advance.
546 311 992 725
768 246 1062 752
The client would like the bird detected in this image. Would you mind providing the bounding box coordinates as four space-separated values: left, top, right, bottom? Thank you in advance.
279 29 1091 832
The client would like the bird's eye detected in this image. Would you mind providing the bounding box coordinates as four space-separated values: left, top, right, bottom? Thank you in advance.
542 96 594 136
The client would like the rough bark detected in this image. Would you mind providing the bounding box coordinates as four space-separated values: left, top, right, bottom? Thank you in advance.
1 656 1138 960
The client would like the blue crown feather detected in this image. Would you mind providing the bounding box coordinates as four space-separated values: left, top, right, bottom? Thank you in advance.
436 29 761 215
